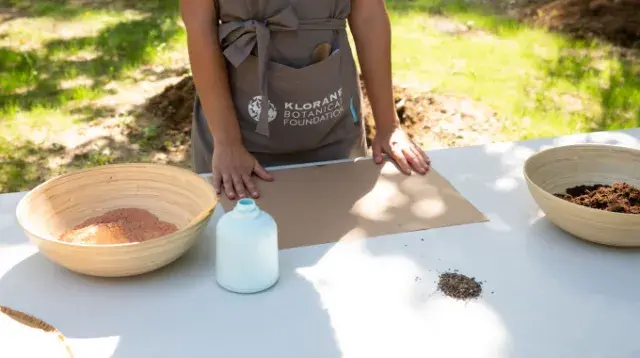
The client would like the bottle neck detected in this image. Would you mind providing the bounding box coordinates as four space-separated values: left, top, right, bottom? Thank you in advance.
232 198 260 219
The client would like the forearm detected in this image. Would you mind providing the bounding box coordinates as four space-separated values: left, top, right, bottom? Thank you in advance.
349 0 399 131
180 0 241 146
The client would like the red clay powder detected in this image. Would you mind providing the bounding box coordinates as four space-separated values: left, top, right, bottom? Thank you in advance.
59 208 178 244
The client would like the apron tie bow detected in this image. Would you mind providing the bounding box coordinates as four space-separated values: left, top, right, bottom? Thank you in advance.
219 7 300 137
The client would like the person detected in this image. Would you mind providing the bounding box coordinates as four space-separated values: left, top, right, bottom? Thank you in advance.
180 0 431 200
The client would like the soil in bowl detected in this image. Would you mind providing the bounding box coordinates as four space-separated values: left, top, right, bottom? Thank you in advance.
437 271 483 300
59 208 178 244
553 182 640 214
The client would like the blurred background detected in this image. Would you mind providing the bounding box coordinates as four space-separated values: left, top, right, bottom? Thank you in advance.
0 0 638 193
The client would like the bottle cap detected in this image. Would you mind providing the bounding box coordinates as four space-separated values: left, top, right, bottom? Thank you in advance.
233 198 259 218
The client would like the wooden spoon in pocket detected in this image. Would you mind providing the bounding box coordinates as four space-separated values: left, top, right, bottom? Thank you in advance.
311 43 331 64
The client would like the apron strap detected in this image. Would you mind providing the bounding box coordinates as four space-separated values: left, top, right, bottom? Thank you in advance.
219 6 346 137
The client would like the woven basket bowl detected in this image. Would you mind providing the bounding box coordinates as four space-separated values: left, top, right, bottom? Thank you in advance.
15 163 218 277
524 144 640 247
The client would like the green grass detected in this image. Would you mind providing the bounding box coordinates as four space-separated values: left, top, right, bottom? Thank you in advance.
386 0 640 138
0 0 189 192
0 0 185 127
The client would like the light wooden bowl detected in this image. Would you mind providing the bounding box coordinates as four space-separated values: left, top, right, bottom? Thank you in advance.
15 163 218 277
524 143 640 247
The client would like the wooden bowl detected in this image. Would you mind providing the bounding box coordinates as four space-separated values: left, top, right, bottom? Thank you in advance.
15 163 218 277
523 144 640 247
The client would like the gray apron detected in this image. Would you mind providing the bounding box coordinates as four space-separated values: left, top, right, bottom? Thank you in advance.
191 0 367 172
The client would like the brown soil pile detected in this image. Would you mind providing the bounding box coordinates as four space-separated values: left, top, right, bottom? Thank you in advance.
59 208 178 244
144 75 196 134
520 0 640 48
359 76 502 148
554 182 640 214
140 75 502 152
437 271 483 300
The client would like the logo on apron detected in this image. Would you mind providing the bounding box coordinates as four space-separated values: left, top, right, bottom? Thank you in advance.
282 88 345 127
248 96 277 123
245 88 348 128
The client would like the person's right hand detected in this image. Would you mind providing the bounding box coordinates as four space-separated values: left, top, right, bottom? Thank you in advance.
211 143 273 200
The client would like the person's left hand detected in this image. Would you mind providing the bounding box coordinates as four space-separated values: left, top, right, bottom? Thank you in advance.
372 124 431 175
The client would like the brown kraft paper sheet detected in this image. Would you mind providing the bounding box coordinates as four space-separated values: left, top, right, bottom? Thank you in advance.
219 159 488 250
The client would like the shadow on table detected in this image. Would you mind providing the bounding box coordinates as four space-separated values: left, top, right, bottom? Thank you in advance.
351 129 640 356
0 193 30 246
0 224 29 245
1 157 401 358
525 217 640 302
0 224 343 358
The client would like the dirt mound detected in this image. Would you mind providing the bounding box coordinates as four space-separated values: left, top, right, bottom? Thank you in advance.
143 75 195 134
520 0 640 48
359 77 502 149
140 75 503 152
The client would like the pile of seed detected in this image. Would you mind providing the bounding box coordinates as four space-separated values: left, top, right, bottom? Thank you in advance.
437 272 483 300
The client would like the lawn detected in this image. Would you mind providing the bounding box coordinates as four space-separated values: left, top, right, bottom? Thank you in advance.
384 0 639 139
0 0 638 193
0 0 189 191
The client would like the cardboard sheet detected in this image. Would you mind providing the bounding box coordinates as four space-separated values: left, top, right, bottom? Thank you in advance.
220 159 488 249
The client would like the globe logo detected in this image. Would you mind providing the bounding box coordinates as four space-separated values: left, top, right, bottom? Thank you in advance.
248 96 277 122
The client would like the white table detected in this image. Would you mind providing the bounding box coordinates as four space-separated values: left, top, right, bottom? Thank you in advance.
2 129 640 358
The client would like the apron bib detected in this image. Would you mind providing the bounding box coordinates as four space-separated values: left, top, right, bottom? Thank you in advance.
191 0 367 172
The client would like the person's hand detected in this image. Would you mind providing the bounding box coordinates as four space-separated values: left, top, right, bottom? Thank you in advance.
211 143 273 200
372 124 431 175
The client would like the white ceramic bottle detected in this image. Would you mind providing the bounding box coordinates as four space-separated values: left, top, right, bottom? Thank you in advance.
215 198 279 293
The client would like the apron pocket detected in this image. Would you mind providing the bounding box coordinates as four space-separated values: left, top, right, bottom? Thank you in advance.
229 41 361 154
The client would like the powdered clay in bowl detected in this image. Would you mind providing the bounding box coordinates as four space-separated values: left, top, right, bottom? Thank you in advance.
16 163 218 277
58 208 179 245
